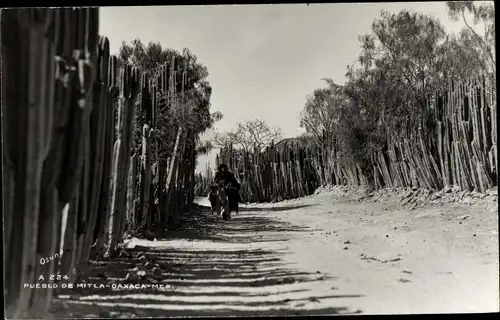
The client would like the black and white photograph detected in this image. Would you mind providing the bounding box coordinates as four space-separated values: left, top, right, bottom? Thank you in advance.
1 2 498 318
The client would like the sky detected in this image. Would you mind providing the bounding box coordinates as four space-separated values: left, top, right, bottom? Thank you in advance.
99 2 473 174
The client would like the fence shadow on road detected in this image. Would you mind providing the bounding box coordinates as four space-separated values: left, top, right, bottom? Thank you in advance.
49 203 363 318
239 203 318 212
155 203 321 243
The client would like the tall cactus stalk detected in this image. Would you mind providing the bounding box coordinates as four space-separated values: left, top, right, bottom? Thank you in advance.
74 120 92 269
80 36 110 264
163 126 183 229
104 124 121 255
58 10 98 280
94 56 117 258
2 10 46 317
59 195 79 280
140 124 153 229
105 65 138 257
118 67 139 240
127 154 138 230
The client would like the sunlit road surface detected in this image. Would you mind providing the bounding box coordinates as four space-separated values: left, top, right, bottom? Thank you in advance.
49 193 499 317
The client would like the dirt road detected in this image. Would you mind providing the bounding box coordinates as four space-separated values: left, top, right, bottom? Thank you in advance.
49 187 498 317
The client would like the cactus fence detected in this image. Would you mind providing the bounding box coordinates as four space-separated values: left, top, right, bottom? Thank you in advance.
217 77 497 202
194 162 214 196
216 142 321 202
2 8 197 319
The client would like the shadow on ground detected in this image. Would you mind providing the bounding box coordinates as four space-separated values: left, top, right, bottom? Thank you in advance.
155 203 321 243
49 202 363 318
239 204 318 212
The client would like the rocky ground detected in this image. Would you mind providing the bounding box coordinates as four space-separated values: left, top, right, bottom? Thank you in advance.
48 186 498 317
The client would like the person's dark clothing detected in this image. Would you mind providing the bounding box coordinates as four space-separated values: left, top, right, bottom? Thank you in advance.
214 170 241 212
214 171 240 191
225 187 240 212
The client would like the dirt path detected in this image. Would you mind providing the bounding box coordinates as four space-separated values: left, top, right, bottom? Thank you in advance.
49 189 498 317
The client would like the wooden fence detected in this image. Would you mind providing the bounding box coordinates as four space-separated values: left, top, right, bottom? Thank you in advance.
1 8 196 318
216 77 497 202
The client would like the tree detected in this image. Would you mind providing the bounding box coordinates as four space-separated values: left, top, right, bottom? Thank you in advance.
213 119 283 152
341 8 487 135
354 10 449 110
299 79 350 145
445 1 495 81
341 6 495 140
195 140 214 156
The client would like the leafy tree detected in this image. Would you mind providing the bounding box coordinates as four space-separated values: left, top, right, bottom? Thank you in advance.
213 119 283 152
343 6 495 136
341 8 480 137
299 79 350 146
445 1 495 81
354 10 448 109
195 140 214 156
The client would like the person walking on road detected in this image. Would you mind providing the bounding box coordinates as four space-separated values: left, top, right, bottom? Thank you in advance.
214 163 241 216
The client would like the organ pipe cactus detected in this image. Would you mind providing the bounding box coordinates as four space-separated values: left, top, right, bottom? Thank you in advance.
127 154 138 229
105 65 139 257
93 55 117 258
118 66 140 239
80 36 110 264
140 124 153 229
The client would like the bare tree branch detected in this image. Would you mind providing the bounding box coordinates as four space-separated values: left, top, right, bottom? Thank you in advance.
212 119 283 152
